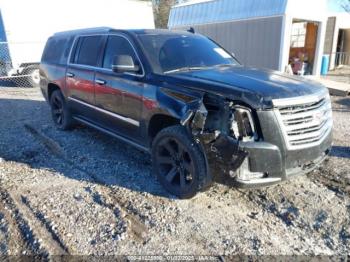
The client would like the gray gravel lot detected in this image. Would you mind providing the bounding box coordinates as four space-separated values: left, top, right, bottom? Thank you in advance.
0 87 349 257
325 66 350 84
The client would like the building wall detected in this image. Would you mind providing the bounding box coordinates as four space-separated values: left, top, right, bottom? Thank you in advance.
324 13 350 70
344 29 350 53
324 17 336 55
285 0 327 22
169 0 328 75
169 0 288 28
173 16 283 70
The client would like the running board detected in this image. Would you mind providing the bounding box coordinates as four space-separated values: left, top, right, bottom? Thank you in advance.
73 116 150 153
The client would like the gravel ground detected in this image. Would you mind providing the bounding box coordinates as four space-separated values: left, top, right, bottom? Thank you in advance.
0 87 349 257
325 66 350 84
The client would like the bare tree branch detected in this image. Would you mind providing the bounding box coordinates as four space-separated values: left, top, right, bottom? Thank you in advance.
339 0 350 12
152 0 189 28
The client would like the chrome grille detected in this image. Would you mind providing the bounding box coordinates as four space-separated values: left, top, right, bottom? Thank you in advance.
273 90 333 150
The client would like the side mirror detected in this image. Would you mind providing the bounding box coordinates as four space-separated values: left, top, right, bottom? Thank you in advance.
112 55 140 73
231 52 236 57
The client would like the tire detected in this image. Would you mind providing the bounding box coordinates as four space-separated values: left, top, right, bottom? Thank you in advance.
50 90 74 130
22 65 40 87
152 125 211 199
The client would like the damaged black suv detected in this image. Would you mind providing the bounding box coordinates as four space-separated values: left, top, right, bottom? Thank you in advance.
40 28 333 198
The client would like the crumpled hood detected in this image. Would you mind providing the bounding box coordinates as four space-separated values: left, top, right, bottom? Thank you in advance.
169 66 328 108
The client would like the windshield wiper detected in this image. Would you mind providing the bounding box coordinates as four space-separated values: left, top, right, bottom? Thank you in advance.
163 64 236 74
164 66 210 74
214 64 235 68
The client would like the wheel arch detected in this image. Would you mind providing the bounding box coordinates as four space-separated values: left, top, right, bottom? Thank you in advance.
47 83 62 101
148 112 213 190
147 86 207 142
148 113 180 144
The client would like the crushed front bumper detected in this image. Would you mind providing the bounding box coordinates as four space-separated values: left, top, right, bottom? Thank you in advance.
230 111 332 187
234 131 332 187
205 109 332 188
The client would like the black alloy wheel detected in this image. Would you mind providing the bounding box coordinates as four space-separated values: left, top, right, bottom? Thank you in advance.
51 94 64 126
152 125 210 199
50 90 73 130
157 137 195 190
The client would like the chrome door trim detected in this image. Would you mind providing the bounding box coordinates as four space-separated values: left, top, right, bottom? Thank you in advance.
73 116 149 153
68 97 140 127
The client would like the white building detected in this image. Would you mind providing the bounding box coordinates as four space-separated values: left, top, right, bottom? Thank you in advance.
324 12 350 70
168 0 329 75
0 0 154 74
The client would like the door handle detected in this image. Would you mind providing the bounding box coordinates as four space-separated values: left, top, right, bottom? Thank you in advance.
66 72 75 78
95 79 106 85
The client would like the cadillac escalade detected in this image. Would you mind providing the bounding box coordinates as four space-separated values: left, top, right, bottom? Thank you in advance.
39 28 333 198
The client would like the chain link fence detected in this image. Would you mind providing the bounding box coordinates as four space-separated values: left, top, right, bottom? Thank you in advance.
0 42 42 88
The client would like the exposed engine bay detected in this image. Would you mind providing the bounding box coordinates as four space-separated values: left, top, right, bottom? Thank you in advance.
181 94 259 179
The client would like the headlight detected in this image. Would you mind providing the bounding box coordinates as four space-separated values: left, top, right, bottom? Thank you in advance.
230 106 257 141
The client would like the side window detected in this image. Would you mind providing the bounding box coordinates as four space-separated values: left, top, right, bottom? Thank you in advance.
41 37 67 64
102 35 140 73
73 36 103 66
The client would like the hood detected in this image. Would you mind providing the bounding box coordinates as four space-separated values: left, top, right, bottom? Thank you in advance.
166 66 328 109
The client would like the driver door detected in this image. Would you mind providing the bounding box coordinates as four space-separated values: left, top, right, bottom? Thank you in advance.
94 35 144 140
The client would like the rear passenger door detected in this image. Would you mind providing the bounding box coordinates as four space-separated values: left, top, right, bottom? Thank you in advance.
94 35 144 140
66 35 104 118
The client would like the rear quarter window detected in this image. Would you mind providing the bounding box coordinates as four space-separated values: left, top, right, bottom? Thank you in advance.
41 36 74 65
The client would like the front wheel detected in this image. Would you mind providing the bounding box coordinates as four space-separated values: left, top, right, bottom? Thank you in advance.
152 125 211 199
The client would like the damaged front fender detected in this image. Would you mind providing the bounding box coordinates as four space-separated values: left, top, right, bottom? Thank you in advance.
181 95 249 174
182 95 283 183
162 87 283 183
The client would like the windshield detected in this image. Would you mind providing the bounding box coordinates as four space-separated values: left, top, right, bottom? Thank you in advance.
137 33 240 74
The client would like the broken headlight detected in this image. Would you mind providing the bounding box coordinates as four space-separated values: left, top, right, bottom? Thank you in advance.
230 106 258 141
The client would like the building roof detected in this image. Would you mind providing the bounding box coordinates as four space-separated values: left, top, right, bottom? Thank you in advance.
169 0 288 27
168 0 327 28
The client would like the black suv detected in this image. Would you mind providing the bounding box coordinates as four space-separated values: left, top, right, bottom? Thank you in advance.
40 28 333 198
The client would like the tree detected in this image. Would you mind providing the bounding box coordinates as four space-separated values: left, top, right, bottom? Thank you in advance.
339 0 350 12
152 0 189 28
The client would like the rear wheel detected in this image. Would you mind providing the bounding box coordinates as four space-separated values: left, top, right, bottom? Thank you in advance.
50 90 74 130
152 125 211 199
